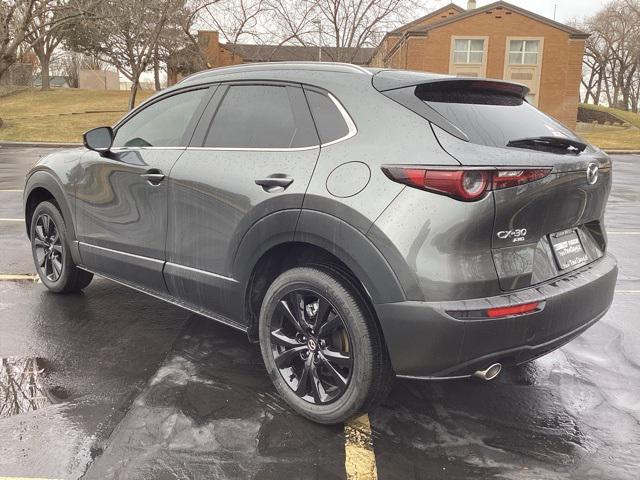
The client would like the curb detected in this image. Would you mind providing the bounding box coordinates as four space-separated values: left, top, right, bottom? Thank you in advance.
0 140 81 148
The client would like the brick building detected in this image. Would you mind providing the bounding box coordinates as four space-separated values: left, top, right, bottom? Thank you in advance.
370 1 588 128
167 31 374 86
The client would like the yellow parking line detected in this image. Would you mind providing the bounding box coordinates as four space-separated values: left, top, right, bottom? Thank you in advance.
345 414 378 480
0 274 39 282
0 189 23 192
0 218 22 222
608 231 640 235
617 290 640 293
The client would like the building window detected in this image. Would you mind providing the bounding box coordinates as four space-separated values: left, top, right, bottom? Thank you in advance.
509 40 539 65
453 39 485 64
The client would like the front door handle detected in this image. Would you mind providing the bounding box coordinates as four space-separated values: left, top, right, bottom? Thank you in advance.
255 176 294 193
141 170 165 185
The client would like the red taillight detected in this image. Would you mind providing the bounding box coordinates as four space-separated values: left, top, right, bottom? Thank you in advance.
492 169 551 190
382 167 550 201
486 302 539 318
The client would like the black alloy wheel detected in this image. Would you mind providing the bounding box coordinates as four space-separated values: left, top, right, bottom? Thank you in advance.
33 213 64 282
269 289 353 405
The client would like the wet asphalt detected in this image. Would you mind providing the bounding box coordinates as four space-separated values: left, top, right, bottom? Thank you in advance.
0 146 638 480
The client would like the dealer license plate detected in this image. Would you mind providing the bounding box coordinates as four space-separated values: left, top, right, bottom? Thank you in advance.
550 229 589 270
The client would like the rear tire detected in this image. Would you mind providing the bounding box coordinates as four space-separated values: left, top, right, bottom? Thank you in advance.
258 266 393 424
30 201 93 293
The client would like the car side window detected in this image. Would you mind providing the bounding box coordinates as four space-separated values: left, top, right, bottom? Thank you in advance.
304 89 351 144
203 84 318 149
113 88 208 148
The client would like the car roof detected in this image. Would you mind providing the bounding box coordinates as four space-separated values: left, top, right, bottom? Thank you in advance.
178 62 379 86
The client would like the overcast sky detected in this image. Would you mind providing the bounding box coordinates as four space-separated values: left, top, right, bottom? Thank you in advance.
447 0 610 22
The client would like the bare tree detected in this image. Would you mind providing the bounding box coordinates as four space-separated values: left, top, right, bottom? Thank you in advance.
198 0 269 48
0 0 40 79
581 0 640 111
65 0 185 109
0 1 84 82
267 0 421 62
24 0 73 90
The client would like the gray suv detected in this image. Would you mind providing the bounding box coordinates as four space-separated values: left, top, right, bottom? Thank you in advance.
24 63 617 424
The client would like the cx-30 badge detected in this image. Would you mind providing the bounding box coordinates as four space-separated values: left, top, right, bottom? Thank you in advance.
497 228 528 243
587 162 599 185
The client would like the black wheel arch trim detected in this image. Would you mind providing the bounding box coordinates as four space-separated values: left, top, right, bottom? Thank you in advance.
232 209 410 308
24 170 81 264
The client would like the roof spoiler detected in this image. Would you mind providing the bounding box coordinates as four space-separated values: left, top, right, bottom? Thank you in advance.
372 69 530 98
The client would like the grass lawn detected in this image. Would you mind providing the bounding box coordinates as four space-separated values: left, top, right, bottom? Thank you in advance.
577 103 640 150
0 88 154 143
576 122 640 150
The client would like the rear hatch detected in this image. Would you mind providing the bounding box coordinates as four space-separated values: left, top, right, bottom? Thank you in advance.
374 72 612 291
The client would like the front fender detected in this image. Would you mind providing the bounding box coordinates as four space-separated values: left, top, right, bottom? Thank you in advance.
24 169 81 263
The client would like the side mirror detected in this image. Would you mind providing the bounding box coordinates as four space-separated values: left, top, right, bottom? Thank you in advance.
83 126 113 153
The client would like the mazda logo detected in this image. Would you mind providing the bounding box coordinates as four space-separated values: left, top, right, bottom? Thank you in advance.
587 163 599 185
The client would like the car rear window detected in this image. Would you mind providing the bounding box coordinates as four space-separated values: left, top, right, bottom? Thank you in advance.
415 82 578 148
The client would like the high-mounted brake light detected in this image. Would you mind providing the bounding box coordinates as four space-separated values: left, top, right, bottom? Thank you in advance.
382 167 551 201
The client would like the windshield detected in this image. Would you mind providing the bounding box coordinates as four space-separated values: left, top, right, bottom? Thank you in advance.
416 85 579 148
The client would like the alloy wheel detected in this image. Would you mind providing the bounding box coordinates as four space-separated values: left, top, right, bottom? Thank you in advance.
33 214 64 282
269 290 353 404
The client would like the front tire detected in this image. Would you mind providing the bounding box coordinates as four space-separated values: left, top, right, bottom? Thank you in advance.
30 201 93 293
258 266 392 424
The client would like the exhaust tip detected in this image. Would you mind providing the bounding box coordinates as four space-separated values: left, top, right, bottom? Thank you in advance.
473 363 502 381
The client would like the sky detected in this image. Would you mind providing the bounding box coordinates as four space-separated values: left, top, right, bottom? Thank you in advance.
447 0 609 22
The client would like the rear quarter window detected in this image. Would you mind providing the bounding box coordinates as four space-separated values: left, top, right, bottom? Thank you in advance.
305 89 350 144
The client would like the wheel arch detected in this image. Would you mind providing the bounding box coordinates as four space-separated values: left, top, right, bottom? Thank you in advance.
233 210 407 341
24 171 80 263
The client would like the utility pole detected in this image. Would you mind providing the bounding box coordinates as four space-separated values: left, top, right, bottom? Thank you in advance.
553 2 557 20
313 19 322 61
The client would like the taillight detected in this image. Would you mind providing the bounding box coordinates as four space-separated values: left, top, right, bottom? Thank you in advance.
492 169 550 189
382 167 551 201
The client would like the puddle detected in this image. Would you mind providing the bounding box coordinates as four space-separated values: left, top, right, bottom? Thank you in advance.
0 357 64 418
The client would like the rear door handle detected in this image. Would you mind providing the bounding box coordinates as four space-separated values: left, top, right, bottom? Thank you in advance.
141 170 165 185
255 176 294 192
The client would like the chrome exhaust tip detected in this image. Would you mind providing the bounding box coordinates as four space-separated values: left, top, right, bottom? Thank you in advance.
473 363 502 381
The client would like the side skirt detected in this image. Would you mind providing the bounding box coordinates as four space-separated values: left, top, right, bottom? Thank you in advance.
77 265 248 334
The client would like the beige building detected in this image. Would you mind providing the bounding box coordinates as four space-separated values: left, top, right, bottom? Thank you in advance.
79 69 120 90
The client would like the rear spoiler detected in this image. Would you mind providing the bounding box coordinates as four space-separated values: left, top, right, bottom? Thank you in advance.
372 70 530 142
372 70 530 97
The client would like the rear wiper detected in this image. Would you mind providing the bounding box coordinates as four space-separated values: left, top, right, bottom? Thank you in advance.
507 136 587 154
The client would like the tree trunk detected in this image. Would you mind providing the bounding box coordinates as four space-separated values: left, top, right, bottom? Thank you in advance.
0 57 15 81
128 78 140 111
40 55 51 91
153 46 161 91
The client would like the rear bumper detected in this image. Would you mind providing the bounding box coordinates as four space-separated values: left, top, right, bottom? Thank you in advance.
375 253 618 378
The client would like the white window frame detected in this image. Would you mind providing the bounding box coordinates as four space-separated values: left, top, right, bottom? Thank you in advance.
508 39 540 65
452 38 486 65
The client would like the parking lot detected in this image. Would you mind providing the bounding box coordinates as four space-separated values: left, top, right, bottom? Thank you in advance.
0 145 639 480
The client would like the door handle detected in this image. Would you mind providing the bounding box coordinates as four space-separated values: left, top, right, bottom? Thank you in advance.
141 170 165 185
255 176 294 192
